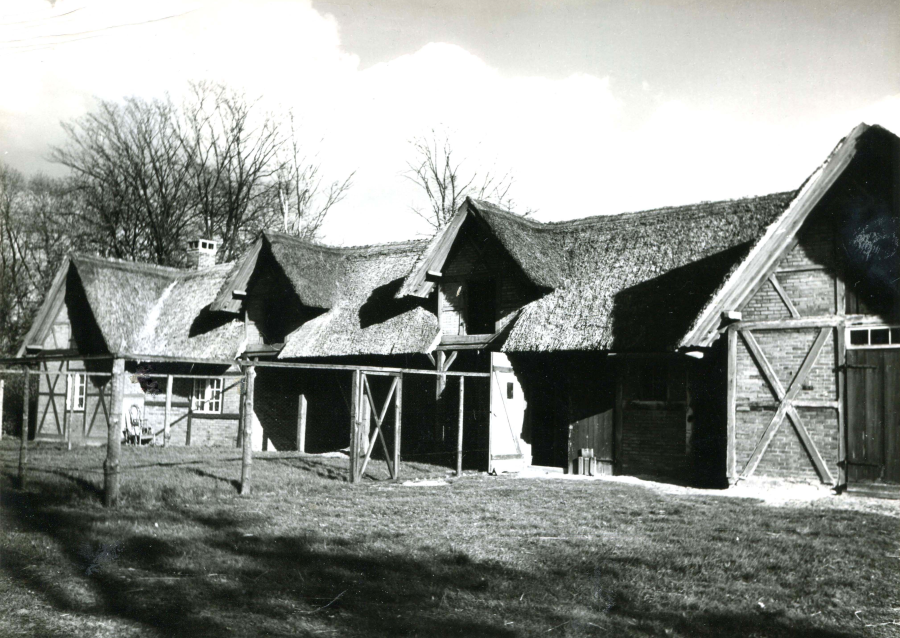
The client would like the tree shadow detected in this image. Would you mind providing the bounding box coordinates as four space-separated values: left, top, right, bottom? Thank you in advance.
0 473 871 638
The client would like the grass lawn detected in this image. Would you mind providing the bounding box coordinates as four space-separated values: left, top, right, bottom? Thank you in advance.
1 440 898 637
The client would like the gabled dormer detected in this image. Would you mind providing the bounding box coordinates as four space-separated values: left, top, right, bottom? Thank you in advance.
399 198 558 348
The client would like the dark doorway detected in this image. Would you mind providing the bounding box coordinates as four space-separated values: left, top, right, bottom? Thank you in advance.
466 279 495 334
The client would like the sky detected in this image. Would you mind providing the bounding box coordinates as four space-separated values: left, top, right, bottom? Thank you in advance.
1 0 898 245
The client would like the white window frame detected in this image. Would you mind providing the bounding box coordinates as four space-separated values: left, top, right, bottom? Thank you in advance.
192 378 223 414
67 373 87 412
846 325 900 349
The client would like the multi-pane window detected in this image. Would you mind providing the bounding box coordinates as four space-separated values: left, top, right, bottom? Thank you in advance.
69 373 87 412
192 378 223 414
847 326 900 349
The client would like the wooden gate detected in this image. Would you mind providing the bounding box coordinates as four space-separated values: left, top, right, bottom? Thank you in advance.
846 346 900 484
351 371 401 482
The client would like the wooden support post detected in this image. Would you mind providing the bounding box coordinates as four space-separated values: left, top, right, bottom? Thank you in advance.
613 366 624 475
186 405 193 446
0 378 4 442
104 359 125 507
457 376 464 476
435 350 445 443
163 375 173 447
297 394 307 453
62 373 71 450
17 366 29 487
240 365 256 495
726 327 737 483
393 374 402 481
349 369 361 483
835 325 847 487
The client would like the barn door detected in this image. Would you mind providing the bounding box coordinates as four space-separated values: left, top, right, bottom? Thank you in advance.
489 353 531 473
846 330 900 484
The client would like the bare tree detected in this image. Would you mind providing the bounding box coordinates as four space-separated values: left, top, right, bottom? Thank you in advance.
274 111 354 241
52 83 353 266
0 165 76 353
404 129 525 230
51 96 196 266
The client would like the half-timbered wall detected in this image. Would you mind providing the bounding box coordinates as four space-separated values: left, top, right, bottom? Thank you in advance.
732 211 842 483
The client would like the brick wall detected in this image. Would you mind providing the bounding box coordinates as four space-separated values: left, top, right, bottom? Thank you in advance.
734 210 841 482
620 405 689 479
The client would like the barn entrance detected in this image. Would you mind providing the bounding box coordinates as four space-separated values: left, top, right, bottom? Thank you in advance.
846 326 900 485
489 353 531 473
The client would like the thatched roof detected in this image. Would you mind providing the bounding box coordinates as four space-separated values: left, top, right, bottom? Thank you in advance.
401 192 796 352
66 256 244 360
257 233 438 358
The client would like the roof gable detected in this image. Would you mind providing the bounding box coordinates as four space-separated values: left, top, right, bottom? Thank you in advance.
680 123 899 348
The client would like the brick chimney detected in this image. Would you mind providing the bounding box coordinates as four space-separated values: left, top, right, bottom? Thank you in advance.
187 239 217 270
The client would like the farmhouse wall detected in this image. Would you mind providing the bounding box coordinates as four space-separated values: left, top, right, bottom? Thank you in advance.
734 211 841 482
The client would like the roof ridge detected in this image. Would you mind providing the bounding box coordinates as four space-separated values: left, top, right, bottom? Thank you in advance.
71 253 234 277
265 231 427 255
472 191 797 232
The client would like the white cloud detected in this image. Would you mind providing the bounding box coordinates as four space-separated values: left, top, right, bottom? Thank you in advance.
1 0 897 245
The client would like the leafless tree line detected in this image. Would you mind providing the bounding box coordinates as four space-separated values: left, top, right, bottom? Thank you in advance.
52 81 354 265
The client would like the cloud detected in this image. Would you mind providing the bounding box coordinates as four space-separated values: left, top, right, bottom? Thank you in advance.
1 0 897 245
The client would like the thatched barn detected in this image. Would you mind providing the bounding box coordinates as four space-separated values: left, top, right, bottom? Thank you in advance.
17 242 247 447
15 123 900 491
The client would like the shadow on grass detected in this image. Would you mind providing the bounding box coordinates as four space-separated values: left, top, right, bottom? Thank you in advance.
0 472 866 638
188 468 241 492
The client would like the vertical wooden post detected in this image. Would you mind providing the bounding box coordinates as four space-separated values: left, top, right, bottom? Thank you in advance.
394 374 402 481
240 365 256 495
0 378 4 442
435 350 445 443
62 373 71 450
297 394 307 453
613 363 624 475
457 376 465 476
104 359 126 507
17 366 29 487
726 327 738 484
835 325 847 487
186 405 193 446
163 374 173 447
349 369 361 483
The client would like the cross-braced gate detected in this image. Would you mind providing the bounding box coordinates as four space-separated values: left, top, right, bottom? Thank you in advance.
350 370 402 482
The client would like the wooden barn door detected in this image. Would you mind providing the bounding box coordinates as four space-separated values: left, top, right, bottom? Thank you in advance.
846 338 900 485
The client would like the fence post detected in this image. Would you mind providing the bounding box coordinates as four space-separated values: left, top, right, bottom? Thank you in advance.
163 374 173 447
457 376 465 476
349 369 360 483
297 394 307 453
104 359 126 507
0 378 4 442
17 367 29 487
240 364 256 495
62 373 71 450
394 374 402 481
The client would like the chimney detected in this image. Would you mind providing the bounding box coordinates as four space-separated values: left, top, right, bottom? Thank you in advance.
187 238 217 270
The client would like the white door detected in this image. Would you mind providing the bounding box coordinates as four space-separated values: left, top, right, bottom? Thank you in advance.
489 353 531 473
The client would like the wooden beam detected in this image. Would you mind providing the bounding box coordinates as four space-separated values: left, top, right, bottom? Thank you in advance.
104 359 125 507
435 350 445 443
349 369 360 483
443 351 458 371
0 378 4 442
394 374 402 482
775 264 829 274
240 359 491 378
297 394 307 453
163 375 173 447
239 365 256 495
741 330 787 399
614 368 624 475
834 325 847 487
18 366 29 487
769 274 801 319
62 374 71 450
457 376 465 476
737 316 844 331
726 328 737 482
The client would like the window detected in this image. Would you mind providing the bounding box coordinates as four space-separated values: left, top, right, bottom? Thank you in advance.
68 373 87 412
192 378 223 413
847 326 900 349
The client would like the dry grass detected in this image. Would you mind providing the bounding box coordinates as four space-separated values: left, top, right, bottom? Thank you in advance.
1 440 898 637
